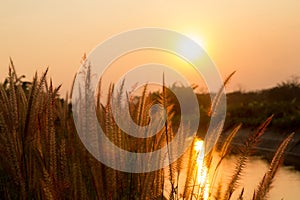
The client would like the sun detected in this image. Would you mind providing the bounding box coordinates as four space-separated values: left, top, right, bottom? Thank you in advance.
174 30 208 63
176 37 206 62
185 33 206 49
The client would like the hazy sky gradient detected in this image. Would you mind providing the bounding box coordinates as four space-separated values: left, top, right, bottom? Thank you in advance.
1 1 300 93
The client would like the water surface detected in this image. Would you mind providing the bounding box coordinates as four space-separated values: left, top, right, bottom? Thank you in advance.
218 155 300 200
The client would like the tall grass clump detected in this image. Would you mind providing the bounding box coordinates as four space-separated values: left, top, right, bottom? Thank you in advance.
0 59 295 199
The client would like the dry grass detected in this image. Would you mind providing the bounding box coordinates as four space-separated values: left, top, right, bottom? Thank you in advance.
0 61 295 199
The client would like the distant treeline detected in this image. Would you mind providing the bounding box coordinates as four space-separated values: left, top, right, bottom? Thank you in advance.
114 78 300 137
196 78 300 133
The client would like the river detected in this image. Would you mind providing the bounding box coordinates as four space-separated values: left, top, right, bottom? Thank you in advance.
164 140 300 199
217 155 300 200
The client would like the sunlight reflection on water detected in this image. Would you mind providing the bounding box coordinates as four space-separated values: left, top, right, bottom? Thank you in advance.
164 140 300 199
214 155 300 200
193 140 300 200
194 140 209 200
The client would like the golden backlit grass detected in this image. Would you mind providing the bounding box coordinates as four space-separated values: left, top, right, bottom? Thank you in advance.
0 59 294 199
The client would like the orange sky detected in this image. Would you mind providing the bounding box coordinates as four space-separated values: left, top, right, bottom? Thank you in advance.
1 1 300 94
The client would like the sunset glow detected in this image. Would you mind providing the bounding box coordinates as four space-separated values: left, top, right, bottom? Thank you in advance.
1 1 299 93
1 1 300 199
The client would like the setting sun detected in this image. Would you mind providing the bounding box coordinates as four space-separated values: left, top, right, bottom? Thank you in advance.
185 33 206 50
176 34 206 62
